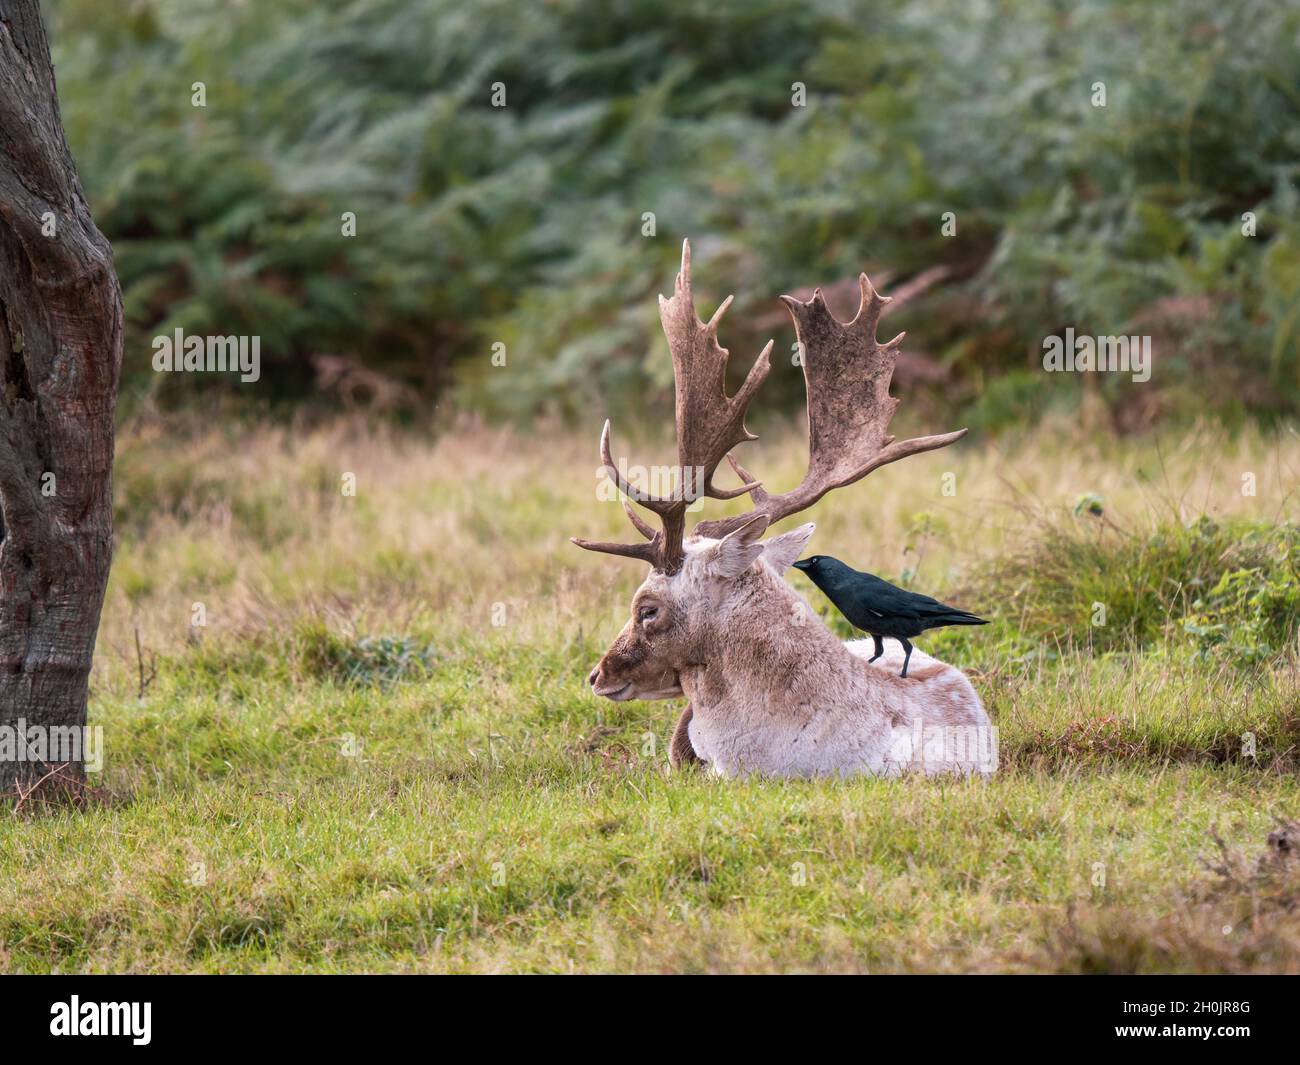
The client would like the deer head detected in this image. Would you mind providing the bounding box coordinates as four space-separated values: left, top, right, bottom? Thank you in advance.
575 240 966 703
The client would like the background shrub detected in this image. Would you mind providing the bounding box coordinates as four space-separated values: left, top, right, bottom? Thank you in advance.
47 0 1300 427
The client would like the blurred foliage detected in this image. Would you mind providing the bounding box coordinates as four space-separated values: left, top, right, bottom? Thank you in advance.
46 0 1300 427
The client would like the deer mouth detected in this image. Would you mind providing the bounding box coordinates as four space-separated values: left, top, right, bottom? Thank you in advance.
593 681 632 701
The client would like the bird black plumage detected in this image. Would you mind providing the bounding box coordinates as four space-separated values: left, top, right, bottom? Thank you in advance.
791 555 986 678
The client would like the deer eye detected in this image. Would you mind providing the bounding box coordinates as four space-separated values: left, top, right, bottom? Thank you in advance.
637 605 659 624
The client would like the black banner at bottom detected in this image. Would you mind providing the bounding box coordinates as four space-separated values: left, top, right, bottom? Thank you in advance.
0 973 1291 1052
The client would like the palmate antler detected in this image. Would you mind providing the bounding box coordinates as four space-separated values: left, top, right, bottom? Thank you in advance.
572 240 966 572
571 240 770 573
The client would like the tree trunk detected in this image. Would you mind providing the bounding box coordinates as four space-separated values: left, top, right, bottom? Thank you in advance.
0 0 122 792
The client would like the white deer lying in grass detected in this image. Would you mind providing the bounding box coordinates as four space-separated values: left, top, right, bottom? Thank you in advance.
573 242 994 778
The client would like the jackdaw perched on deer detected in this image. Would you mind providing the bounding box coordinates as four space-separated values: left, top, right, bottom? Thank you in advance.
792 556 987 678
572 241 994 778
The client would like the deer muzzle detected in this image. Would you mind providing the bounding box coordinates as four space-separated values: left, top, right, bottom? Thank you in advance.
588 664 633 701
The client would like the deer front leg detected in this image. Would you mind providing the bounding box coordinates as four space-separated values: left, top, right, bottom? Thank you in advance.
669 704 705 768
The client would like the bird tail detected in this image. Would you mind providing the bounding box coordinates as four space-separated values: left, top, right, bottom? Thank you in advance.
933 611 987 627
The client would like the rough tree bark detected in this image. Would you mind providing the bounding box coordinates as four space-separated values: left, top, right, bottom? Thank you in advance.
0 0 122 791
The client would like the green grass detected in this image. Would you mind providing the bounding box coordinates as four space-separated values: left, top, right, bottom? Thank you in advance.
3 419 1299 972
4 633 1298 973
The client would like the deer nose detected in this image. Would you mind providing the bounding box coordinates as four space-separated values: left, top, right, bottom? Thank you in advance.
588 665 601 688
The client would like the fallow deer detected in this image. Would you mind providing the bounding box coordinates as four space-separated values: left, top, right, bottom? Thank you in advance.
573 241 993 778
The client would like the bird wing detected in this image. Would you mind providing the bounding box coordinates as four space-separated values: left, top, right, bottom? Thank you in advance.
858 573 942 611
857 572 981 620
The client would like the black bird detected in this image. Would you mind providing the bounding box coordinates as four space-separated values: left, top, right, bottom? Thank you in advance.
791 555 986 678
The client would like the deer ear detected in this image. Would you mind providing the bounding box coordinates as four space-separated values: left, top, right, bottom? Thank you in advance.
761 522 815 574
703 514 770 579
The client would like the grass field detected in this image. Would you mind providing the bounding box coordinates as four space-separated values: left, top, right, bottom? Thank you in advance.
2 416 1299 973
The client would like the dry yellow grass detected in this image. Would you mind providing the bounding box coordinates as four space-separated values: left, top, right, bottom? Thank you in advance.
100 414 1300 683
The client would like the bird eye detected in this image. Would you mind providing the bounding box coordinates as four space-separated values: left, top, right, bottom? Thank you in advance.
637 605 659 624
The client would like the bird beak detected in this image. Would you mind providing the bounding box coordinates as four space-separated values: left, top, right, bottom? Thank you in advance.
792 559 811 571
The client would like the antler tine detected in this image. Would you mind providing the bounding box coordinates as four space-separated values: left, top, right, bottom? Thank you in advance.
723 453 770 505
695 270 967 540
569 534 661 565
621 499 657 540
574 417 690 573
849 272 891 336
571 448 670 564
599 420 678 514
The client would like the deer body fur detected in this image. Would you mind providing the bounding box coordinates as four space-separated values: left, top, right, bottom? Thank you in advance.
688 589 988 778
594 527 992 778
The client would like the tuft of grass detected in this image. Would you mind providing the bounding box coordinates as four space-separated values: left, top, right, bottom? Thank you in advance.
297 625 439 687
961 509 1300 662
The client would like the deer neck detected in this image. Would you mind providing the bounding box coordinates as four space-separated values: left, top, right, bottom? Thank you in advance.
680 567 865 712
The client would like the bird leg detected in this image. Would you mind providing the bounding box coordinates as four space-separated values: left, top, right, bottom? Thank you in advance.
899 637 914 678
868 633 885 662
